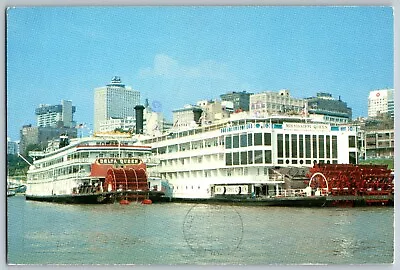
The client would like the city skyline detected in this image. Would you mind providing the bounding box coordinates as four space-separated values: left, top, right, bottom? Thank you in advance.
6 6 394 140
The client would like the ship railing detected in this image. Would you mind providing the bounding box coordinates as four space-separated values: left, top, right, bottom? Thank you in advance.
142 157 160 165
157 146 224 159
254 175 285 183
35 158 91 170
275 189 308 197
153 162 225 172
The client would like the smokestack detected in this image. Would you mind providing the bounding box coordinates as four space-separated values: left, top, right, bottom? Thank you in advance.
134 105 145 134
193 108 203 124
59 134 69 148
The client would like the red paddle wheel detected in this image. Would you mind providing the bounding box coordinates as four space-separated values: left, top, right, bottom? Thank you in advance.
305 164 394 197
104 167 148 192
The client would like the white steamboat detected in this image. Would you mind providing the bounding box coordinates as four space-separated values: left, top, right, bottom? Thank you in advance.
141 113 359 201
25 133 166 203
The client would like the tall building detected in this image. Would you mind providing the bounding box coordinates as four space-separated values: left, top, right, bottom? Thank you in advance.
98 100 169 136
368 89 394 118
98 117 136 133
35 100 76 128
19 125 77 155
306 92 352 124
220 91 252 111
93 76 140 132
365 129 394 159
172 105 203 129
250 89 306 118
196 99 233 124
7 137 19 155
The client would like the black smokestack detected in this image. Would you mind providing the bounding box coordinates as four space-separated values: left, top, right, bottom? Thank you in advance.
193 108 203 124
59 134 69 148
134 105 145 134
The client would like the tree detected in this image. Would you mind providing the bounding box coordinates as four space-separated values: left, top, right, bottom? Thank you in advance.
7 154 30 176
23 143 42 157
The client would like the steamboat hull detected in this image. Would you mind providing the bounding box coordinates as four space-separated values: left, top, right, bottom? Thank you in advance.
25 190 166 204
169 194 394 207
172 196 327 207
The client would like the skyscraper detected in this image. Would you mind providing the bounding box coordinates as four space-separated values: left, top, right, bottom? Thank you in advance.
93 76 140 132
220 91 252 112
250 89 306 118
306 92 352 124
35 100 76 128
368 89 394 118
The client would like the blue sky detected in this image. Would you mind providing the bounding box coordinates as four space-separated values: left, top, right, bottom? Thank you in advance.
6 6 393 140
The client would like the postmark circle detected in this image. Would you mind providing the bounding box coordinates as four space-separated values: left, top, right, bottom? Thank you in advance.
183 204 243 256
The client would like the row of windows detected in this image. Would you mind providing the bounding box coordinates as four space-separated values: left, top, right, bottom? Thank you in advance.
156 137 224 154
161 167 268 180
160 154 224 167
277 159 338 165
37 150 141 169
323 116 348 123
30 164 91 181
226 150 272 166
277 134 339 160
225 133 271 149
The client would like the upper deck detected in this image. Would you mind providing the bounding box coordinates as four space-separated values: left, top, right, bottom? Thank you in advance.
141 115 359 145
27 134 153 174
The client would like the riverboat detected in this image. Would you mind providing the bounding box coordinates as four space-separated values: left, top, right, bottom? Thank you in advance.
141 112 393 204
25 133 167 204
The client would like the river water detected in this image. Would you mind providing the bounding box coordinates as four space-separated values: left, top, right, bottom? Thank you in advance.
7 196 394 265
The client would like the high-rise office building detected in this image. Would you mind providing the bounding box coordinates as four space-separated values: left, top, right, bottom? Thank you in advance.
19 124 77 155
368 89 394 118
250 89 306 118
93 76 140 132
172 105 203 129
220 91 252 111
306 92 352 124
7 137 19 155
35 100 76 128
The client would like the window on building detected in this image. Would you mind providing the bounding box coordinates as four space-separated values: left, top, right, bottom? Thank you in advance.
348 136 356 148
240 134 247 147
241 152 248 165
332 136 338 159
277 134 283 158
319 135 325 158
247 133 253 146
264 133 271 146
254 133 263 146
349 152 357 164
326 135 330 158
225 153 232 166
264 150 272 163
233 152 240 165
312 135 317 159
305 135 311 158
255 150 263 164
233 135 239 148
291 134 297 158
299 135 304 158
225 136 232 149
285 134 290 158
248 151 253 164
